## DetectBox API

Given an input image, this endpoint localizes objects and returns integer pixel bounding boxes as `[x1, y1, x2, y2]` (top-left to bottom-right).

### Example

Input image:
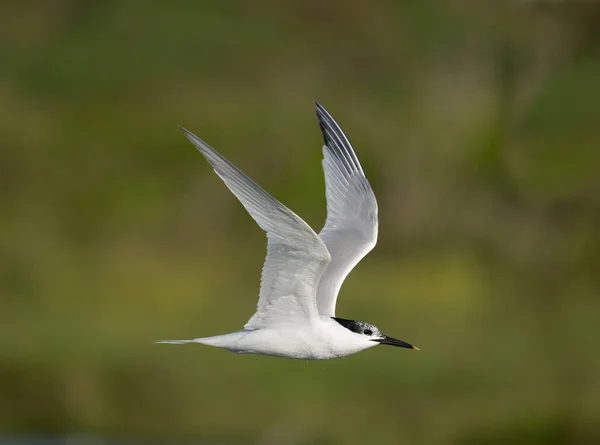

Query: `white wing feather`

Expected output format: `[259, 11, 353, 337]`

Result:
[181, 128, 331, 329]
[314, 103, 379, 317]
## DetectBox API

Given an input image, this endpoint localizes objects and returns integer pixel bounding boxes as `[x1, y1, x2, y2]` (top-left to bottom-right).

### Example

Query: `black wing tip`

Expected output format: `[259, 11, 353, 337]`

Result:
[313, 102, 342, 146]
[313, 102, 333, 132]
[314, 102, 341, 136]
[314, 101, 329, 120]
[313, 102, 365, 177]
[313, 102, 329, 142]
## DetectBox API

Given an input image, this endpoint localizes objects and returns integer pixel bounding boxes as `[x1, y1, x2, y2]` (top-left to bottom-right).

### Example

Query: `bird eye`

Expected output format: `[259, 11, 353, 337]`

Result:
[363, 329, 373, 336]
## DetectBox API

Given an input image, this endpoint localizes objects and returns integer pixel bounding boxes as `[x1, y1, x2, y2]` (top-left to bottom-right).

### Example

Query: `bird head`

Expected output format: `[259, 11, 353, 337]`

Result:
[332, 317, 418, 350]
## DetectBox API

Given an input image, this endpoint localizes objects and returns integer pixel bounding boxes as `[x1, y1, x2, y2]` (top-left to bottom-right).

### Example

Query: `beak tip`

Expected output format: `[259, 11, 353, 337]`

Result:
[412, 345, 420, 351]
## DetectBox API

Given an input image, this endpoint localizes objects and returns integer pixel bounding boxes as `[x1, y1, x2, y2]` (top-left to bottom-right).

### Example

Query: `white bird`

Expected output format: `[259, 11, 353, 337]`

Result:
[157, 102, 418, 359]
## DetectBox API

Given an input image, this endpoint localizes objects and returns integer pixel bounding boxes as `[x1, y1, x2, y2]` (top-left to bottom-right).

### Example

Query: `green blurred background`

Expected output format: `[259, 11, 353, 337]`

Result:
[1, 1, 599, 444]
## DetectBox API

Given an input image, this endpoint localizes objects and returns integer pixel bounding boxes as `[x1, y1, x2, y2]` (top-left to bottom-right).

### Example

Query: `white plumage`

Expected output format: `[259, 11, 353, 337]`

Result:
[157, 102, 417, 359]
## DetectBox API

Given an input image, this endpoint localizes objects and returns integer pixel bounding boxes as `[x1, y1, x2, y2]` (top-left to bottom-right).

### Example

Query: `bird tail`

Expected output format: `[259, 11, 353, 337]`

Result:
[155, 334, 240, 348]
[155, 339, 196, 344]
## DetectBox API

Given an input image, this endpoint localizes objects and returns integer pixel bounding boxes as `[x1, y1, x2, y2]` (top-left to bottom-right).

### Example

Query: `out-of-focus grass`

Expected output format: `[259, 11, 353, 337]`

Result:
[1, 1, 599, 444]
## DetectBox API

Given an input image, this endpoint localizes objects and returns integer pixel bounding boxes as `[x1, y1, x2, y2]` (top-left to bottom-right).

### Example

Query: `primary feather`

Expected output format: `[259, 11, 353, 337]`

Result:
[314, 103, 379, 317]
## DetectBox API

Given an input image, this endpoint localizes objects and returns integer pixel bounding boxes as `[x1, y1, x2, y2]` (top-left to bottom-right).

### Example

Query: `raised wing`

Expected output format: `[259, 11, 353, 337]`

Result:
[181, 128, 331, 330]
[314, 103, 379, 317]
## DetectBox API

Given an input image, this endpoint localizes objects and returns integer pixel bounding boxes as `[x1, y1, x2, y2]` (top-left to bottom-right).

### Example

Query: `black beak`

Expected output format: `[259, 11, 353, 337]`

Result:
[372, 335, 419, 350]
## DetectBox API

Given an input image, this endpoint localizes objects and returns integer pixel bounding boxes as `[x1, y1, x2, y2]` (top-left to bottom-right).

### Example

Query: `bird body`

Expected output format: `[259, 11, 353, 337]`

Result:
[160, 316, 380, 360]
[158, 102, 417, 359]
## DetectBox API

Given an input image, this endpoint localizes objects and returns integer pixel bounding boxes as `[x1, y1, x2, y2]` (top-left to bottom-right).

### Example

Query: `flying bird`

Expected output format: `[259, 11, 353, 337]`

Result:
[157, 102, 418, 359]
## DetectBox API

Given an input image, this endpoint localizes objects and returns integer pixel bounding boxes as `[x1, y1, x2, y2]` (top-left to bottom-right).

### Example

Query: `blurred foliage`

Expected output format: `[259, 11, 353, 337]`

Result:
[1, 1, 600, 445]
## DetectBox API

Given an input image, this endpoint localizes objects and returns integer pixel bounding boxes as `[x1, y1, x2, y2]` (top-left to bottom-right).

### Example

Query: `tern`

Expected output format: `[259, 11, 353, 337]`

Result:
[158, 102, 418, 359]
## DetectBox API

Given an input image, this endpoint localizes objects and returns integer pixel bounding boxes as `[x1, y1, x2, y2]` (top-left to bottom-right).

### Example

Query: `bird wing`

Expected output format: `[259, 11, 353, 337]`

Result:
[314, 103, 379, 317]
[181, 128, 331, 330]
